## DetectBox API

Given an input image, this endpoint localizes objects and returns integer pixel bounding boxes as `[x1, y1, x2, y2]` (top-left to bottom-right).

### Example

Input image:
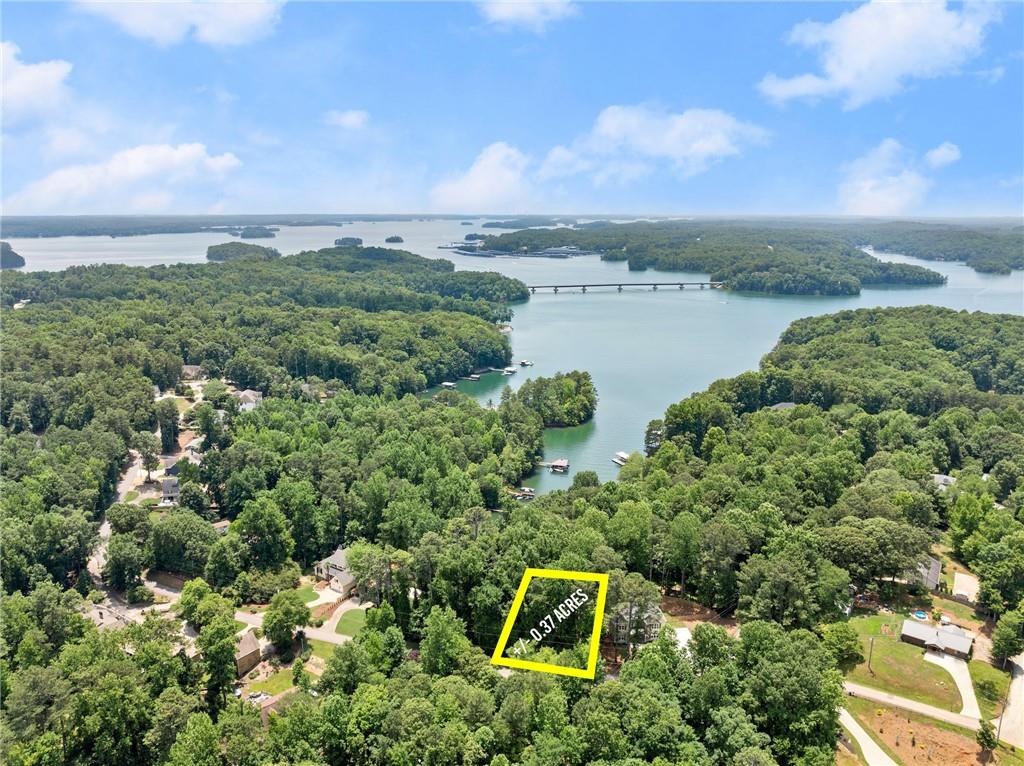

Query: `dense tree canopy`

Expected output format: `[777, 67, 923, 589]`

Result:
[2, 250, 1021, 766]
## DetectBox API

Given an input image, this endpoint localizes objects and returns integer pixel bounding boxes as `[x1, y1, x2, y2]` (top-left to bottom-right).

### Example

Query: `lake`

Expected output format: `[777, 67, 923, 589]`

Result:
[7, 222, 1023, 494]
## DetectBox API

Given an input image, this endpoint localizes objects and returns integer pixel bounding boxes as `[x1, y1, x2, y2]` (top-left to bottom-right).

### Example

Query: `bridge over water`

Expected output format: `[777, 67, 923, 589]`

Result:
[527, 282, 724, 293]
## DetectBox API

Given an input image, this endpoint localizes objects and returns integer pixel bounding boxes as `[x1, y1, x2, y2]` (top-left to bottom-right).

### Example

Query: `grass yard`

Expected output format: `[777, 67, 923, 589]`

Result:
[835, 744, 865, 766]
[248, 669, 294, 696]
[296, 585, 319, 604]
[930, 595, 984, 631]
[234, 620, 248, 633]
[307, 638, 336, 662]
[847, 614, 963, 712]
[334, 608, 367, 636]
[968, 659, 1012, 719]
[123, 490, 139, 502]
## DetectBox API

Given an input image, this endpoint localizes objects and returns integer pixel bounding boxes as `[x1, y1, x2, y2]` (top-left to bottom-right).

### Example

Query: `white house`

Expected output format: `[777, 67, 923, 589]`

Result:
[314, 547, 356, 598]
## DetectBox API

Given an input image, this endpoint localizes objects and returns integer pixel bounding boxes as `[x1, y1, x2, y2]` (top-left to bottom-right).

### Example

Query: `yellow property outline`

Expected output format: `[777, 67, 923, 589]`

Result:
[490, 568, 608, 679]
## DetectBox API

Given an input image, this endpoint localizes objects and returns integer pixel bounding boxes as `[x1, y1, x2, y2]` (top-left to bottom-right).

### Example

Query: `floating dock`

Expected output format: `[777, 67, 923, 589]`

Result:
[612, 451, 630, 466]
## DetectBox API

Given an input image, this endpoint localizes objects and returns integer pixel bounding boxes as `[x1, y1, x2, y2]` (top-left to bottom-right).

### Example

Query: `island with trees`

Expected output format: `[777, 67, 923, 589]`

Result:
[238, 225, 277, 239]
[1, 241, 25, 269]
[2, 233, 1022, 766]
[206, 241, 281, 261]
[385, 235, 404, 243]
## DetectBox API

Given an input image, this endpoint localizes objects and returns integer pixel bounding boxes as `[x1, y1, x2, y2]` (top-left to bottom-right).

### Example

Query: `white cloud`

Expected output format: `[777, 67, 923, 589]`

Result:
[759, 1, 1000, 109]
[539, 105, 767, 183]
[325, 109, 370, 130]
[430, 142, 532, 212]
[476, 1, 577, 32]
[925, 141, 961, 169]
[839, 138, 936, 215]
[974, 65, 1005, 83]
[1, 42, 72, 126]
[5, 142, 241, 214]
[76, 1, 285, 46]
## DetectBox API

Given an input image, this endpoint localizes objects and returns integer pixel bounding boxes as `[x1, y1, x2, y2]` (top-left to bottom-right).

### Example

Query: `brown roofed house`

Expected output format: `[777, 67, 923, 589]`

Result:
[235, 629, 261, 677]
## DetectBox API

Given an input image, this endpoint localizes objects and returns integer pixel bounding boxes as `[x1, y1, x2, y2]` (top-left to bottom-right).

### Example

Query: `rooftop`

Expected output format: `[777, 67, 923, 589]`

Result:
[236, 628, 260, 659]
[900, 619, 973, 656]
[320, 547, 349, 569]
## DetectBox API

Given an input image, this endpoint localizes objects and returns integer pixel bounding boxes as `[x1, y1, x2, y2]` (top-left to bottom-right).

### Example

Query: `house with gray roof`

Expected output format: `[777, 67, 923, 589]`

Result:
[900, 619, 973, 659]
[914, 555, 942, 591]
[315, 547, 356, 598]
[161, 477, 180, 505]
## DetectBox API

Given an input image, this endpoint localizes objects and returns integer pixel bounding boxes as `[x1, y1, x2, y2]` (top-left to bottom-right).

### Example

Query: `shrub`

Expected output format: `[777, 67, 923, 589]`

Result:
[127, 585, 155, 604]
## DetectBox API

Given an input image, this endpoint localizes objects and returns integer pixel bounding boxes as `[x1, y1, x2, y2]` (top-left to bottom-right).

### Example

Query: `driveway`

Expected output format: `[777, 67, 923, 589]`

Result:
[839, 708, 898, 766]
[843, 682, 980, 731]
[953, 572, 980, 602]
[235, 609, 352, 648]
[994, 653, 1024, 748]
[923, 650, 981, 718]
[322, 598, 367, 634]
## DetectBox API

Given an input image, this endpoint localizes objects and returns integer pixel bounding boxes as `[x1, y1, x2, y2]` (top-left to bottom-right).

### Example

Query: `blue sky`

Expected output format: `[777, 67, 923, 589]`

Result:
[2, 1, 1022, 216]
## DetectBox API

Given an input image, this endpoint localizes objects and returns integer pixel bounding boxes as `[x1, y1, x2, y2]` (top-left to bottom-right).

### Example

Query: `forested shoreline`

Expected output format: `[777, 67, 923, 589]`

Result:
[484, 220, 1023, 293]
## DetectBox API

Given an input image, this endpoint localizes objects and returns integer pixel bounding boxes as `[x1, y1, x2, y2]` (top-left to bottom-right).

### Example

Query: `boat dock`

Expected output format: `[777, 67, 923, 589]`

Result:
[537, 458, 570, 473]
[527, 281, 723, 293]
[612, 451, 631, 466]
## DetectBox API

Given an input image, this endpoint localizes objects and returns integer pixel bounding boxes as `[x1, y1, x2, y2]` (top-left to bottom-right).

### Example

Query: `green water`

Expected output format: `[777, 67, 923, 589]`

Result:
[10, 221, 1022, 494]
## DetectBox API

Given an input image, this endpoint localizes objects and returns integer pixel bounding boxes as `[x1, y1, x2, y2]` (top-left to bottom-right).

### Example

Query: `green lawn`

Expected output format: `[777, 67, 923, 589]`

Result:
[248, 669, 294, 696]
[234, 620, 247, 633]
[846, 614, 962, 712]
[296, 585, 319, 604]
[307, 638, 336, 662]
[930, 594, 983, 630]
[123, 490, 139, 502]
[969, 659, 1012, 719]
[334, 608, 366, 636]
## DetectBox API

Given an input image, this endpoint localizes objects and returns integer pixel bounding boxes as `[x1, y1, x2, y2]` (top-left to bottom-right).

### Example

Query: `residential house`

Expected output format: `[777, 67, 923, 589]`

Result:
[610, 603, 664, 646]
[164, 452, 201, 477]
[235, 629, 261, 677]
[900, 619, 974, 659]
[931, 473, 956, 491]
[181, 364, 203, 380]
[236, 389, 263, 413]
[769, 401, 797, 411]
[314, 547, 356, 598]
[161, 477, 180, 504]
[213, 520, 231, 535]
[915, 555, 942, 591]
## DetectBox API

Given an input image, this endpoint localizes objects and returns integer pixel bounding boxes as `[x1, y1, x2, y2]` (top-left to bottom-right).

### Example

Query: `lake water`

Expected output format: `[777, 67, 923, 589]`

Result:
[7, 222, 1022, 493]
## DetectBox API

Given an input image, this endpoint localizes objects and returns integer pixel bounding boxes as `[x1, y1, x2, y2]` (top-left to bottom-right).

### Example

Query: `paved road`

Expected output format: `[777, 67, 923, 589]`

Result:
[839, 708, 898, 766]
[994, 654, 1024, 748]
[843, 681, 980, 731]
